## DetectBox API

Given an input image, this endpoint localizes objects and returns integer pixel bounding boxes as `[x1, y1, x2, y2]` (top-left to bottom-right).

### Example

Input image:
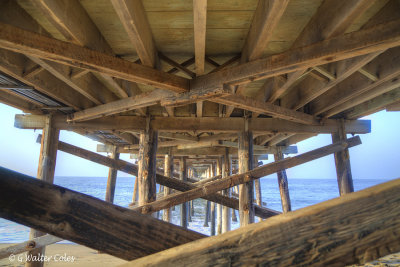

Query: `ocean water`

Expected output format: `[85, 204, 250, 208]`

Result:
[0, 176, 392, 243]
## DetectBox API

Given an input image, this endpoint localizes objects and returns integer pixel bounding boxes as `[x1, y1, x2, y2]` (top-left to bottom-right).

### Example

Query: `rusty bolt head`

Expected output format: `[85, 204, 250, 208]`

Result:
[26, 241, 36, 249]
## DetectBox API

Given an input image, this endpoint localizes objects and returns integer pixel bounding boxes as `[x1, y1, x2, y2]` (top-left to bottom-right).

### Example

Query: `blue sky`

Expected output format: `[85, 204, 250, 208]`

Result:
[0, 103, 399, 180]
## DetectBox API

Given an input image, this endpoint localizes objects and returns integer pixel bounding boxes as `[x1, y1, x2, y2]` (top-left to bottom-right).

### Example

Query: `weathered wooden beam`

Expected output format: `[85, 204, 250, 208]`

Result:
[179, 157, 188, 228]
[0, 234, 63, 260]
[332, 119, 354, 195]
[16, 115, 370, 134]
[68, 90, 172, 122]
[105, 146, 119, 203]
[221, 148, 231, 233]
[191, 19, 400, 91]
[0, 22, 189, 93]
[0, 167, 205, 260]
[27, 114, 59, 267]
[138, 119, 158, 209]
[43, 137, 278, 219]
[238, 120, 255, 226]
[274, 147, 291, 213]
[131, 136, 362, 215]
[111, 0, 158, 68]
[212, 94, 319, 125]
[386, 99, 400, 111]
[193, 0, 207, 75]
[0, 90, 42, 114]
[125, 178, 400, 266]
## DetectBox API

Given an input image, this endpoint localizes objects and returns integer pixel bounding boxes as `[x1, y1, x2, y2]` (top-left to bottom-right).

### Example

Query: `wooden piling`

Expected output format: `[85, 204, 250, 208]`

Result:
[180, 157, 188, 228]
[138, 118, 158, 219]
[210, 163, 217, 236]
[216, 158, 222, 234]
[105, 146, 119, 203]
[26, 114, 59, 267]
[254, 156, 263, 221]
[274, 147, 291, 213]
[222, 148, 231, 233]
[238, 121, 255, 226]
[163, 152, 173, 222]
[332, 119, 354, 195]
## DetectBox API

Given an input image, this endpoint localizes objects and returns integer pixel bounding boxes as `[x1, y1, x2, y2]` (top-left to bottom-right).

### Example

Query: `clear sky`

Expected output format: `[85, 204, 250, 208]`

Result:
[0, 103, 399, 180]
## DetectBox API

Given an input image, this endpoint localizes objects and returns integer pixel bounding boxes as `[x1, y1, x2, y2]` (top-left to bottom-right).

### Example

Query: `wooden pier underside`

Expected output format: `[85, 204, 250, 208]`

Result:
[0, 0, 400, 266]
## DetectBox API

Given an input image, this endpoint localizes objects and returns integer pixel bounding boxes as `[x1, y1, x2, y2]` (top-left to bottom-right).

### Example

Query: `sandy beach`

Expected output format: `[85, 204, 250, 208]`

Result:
[1, 243, 399, 266]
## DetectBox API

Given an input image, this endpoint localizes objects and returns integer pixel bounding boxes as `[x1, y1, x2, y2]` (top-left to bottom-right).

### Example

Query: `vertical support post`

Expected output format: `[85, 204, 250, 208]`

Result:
[26, 114, 59, 267]
[105, 146, 119, 203]
[332, 119, 354, 195]
[138, 117, 158, 217]
[204, 167, 210, 227]
[238, 117, 255, 226]
[132, 175, 138, 205]
[180, 157, 188, 228]
[163, 150, 173, 222]
[210, 163, 216, 236]
[216, 157, 223, 234]
[254, 156, 263, 222]
[274, 147, 292, 213]
[222, 148, 231, 233]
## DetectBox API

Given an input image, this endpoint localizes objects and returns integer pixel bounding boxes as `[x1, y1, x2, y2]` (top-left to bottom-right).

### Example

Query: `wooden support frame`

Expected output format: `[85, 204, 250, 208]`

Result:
[15, 115, 372, 135]
[163, 152, 173, 223]
[44, 137, 279, 219]
[0, 167, 205, 261]
[221, 148, 231, 233]
[274, 147, 291, 213]
[105, 146, 119, 203]
[126, 178, 400, 266]
[131, 137, 362, 215]
[193, 0, 207, 76]
[179, 157, 188, 228]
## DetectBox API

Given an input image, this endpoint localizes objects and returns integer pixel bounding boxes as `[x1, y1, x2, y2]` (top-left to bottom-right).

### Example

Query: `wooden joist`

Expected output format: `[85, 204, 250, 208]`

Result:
[0, 22, 189, 93]
[0, 167, 205, 260]
[193, 0, 207, 75]
[125, 178, 400, 266]
[131, 137, 362, 215]
[43, 137, 279, 219]
[212, 94, 319, 125]
[15, 115, 371, 134]
[191, 19, 400, 91]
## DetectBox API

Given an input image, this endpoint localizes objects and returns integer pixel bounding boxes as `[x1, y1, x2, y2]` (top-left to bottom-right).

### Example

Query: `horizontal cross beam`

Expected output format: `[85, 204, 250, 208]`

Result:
[15, 115, 371, 134]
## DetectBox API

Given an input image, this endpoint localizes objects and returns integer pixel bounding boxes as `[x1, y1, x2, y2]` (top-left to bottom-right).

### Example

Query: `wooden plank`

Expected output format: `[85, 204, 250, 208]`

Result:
[68, 90, 173, 122]
[332, 120, 354, 195]
[48, 137, 278, 219]
[131, 137, 362, 215]
[105, 146, 119, 203]
[159, 53, 195, 78]
[212, 94, 319, 125]
[386, 99, 400, 111]
[124, 178, 400, 266]
[238, 122, 255, 226]
[240, 0, 289, 62]
[0, 22, 189, 93]
[193, 0, 207, 75]
[266, 0, 377, 102]
[0, 167, 205, 261]
[191, 19, 400, 91]
[0, 90, 42, 114]
[274, 147, 291, 213]
[27, 114, 59, 267]
[15, 115, 372, 134]
[0, 234, 63, 260]
[111, 0, 157, 68]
